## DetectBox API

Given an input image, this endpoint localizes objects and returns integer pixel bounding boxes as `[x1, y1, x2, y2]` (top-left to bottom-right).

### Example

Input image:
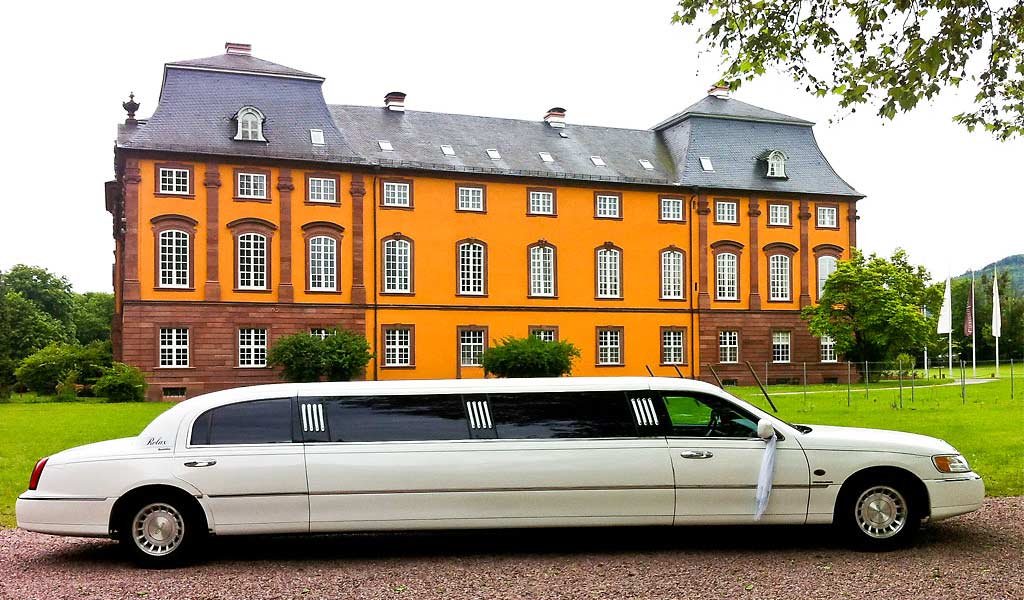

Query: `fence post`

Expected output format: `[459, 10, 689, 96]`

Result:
[865, 361, 870, 401]
[898, 359, 904, 409]
[911, 361, 916, 403]
[1011, 358, 1015, 399]
[847, 361, 852, 408]
[802, 362, 808, 409]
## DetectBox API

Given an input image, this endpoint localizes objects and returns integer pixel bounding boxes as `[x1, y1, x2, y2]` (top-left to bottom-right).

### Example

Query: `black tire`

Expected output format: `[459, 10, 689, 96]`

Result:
[118, 494, 205, 567]
[836, 475, 922, 550]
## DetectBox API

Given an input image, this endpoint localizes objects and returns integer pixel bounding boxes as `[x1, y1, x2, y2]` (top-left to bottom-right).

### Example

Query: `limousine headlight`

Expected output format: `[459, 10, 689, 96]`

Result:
[933, 454, 971, 473]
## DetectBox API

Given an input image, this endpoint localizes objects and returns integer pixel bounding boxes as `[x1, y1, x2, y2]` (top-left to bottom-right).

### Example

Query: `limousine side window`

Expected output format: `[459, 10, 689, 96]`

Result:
[321, 394, 471, 442]
[190, 398, 293, 445]
[488, 391, 638, 439]
[661, 393, 758, 438]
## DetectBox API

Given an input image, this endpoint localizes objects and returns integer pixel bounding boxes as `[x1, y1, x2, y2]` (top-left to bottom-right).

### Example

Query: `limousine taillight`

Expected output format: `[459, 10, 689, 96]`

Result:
[28, 457, 48, 491]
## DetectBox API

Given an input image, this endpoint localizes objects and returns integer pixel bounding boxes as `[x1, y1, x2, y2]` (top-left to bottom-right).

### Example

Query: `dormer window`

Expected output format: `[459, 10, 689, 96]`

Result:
[766, 150, 787, 178]
[234, 106, 266, 142]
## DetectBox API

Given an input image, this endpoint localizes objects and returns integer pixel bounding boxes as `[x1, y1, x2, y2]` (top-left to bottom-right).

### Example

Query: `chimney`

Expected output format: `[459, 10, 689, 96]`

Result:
[544, 107, 566, 128]
[225, 42, 252, 56]
[708, 84, 731, 99]
[384, 91, 406, 112]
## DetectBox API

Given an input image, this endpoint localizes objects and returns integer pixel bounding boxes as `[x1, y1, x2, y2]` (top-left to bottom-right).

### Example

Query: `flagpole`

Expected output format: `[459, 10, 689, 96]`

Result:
[994, 266, 1001, 377]
[971, 270, 977, 378]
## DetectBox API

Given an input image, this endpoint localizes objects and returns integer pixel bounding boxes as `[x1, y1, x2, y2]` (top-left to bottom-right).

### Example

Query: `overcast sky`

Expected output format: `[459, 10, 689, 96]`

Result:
[2, 1, 1020, 292]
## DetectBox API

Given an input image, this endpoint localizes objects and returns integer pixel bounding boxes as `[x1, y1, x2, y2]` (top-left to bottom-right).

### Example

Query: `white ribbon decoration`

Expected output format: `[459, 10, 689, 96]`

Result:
[754, 433, 778, 520]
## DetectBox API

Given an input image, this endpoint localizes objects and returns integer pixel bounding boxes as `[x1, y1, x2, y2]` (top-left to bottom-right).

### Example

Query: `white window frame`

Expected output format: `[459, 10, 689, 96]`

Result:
[457, 186, 485, 212]
[457, 241, 486, 295]
[769, 254, 791, 301]
[699, 157, 714, 172]
[661, 329, 686, 365]
[158, 168, 190, 195]
[529, 245, 555, 297]
[237, 233, 267, 290]
[596, 247, 622, 298]
[767, 151, 786, 178]
[768, 204, 790, 226]
[486, 148, 501, 160]
[772, 331, 792, 364]
[817, 206, 838, 228]
[715, 200, 738, 224]
[528, 190, 554, 215]
[237, 172, 268, 199]
[597, 328, 622, 365]
[310, 328, 333, 340]
[383, 327, 412, 366]
[660, 249, 684, 299]
[234, 107, 265, 142]
[638, 159, 655, 170]
[459, 329, 486, 367]
[590, 156, 606, 166]
[715, 252, 738, 300]
[538, 151, 554, 163]
[440, 144, 455, 156]
[308, 236, 337, 291]
[529, 328, 556, 342]
[308, 177, 337, 203]
[158, 229, 190, 288]
[660, 197, 684, 222]
[595, 194, 621, 219]
[820, 335, 837, 363]
[719, 330, 739, 364]
[159, 327, 189, 368]
[818, 255, 838, 298]
[382, 181, 411, 207]
[309, 129, 325, 146]
[383, 238, 412, 293]
[238, 328, 268, 368]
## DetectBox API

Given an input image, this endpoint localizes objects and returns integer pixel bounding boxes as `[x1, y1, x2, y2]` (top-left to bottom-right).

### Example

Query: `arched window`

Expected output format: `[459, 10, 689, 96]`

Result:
[769, 254, 791, 301]
[595, 244, 622, 298]
[528, 242, 556, 297]
[159, 230, 190, 288]
[818, 255, 838, 298]
[382, 235, 413, 294]
[237, 233, 268, 289]
[660, 248, 685, 299]
[234, 106, 266, 142]
[457, 240, 487, 295]
[715, 252, 738, 300]
[766, 150, 787, 178]
[308, 236, 337, 291]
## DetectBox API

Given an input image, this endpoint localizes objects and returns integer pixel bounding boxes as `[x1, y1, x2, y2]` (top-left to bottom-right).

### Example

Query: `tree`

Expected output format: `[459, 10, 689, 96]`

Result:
[0, 289, 72, 397]
[671, 0, 1024, 139]
[802, 249, 940, 363]
[949, 270, 1024, 361]
[267, 328, 374, 382]
[3, 265, 77, 332]
[481, 336, 581, 378]
[72, 292, 114, 345]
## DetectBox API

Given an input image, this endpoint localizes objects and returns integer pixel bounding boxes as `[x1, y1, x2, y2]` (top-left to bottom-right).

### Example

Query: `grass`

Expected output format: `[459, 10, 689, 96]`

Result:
[0, 370, 1020, 528]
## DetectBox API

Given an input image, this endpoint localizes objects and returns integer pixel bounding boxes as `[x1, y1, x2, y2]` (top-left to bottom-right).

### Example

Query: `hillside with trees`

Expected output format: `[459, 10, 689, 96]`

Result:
[956, 254, 1024, 294]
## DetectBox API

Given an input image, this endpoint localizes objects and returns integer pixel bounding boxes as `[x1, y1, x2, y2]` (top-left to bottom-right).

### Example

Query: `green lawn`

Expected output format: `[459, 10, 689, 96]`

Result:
[0, 374, 1020, 528]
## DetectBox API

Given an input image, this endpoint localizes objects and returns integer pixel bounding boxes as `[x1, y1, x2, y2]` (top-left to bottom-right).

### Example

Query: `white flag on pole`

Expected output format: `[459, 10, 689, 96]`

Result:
[992, 268, 1001, 338]
[937, 278, 952, 334]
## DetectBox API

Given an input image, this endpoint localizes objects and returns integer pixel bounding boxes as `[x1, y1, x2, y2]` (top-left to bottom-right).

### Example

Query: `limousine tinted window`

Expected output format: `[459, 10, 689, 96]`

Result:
[662, 393, 758, 438]
[488, 391, 637, 439]
[321, 394, 470, 442]
[194, 398, 293, 445]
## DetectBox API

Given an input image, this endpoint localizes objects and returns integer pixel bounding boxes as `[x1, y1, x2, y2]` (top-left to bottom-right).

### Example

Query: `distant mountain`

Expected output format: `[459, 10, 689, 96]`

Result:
[956, 254, 1024, 293]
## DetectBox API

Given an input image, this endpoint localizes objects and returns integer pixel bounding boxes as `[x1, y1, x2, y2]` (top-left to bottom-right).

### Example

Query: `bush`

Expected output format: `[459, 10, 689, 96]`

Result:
[267, 328, 374, 382]
[14, 341, 112, 394]
[481, 336, 580, 378]
[894, 352, 915, 374]
[55, 369, 79, 401]
[93, 362, 147, 402]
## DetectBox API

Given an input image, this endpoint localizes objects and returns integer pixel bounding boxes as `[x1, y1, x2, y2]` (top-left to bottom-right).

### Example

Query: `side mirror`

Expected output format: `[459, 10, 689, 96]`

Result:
[757, 418, 775, 440]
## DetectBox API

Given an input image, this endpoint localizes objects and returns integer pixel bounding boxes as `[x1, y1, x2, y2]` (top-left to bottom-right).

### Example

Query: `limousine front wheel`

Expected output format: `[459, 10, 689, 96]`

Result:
[838, 475, 921, 549]
[118, 495, 203, 566]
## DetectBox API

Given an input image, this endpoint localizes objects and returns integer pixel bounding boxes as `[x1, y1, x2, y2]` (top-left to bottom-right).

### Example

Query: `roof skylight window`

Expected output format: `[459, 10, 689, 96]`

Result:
[699, 157, 715, 172]
[486, 148, 501, 160]
[378, 140, 394, 152]
[638, 159, 654, 170]
[538, 152, 554, 163]
[440, 144, 455, 156]
[590, 156, 606, 167]
[309, 129, 325, 146]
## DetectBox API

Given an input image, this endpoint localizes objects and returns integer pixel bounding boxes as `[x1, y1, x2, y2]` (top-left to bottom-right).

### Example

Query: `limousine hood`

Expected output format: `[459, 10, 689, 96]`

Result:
[796, 425, 957, 456]
[48, 437, 162, 465]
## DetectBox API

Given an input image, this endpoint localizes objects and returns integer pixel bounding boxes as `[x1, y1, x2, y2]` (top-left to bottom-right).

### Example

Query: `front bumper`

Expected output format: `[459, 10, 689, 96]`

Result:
[16, 494, 115, 537]
[925, 473, 985, 521]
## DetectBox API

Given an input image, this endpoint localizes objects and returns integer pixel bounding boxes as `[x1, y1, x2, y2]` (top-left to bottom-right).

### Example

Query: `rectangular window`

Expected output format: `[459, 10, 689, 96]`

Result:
[238, 328, 268, 368]
[817, 206, 838, 228]
[458, 242, 485, 295]
[457, 186, 485, 212]
[237, 233, 267, 289]
[661, 250, 684, 299]
[321, 394, 470, 442]
[661, 328, 686, 365]
[660, 197, 684, 221]
[595, 194, 621, 218]
[459, 328, 486, 367]
[310, 328, 332, 339]
[719, 331, 739, 363]
[772, 331, 791, 363]
[159, 327, 189, 368]
[383, 181, 411, 207]
[528, 190, 555, 215]
[529, 327, 557, 342]
[159, 168, 190, 194]
[768, 204, 790, 226]
[596, 248, 621, 298]
[237, 172, 267, 199]
[716, 253, 738, 300]
[597, 327, 623, 365]
[308, 177, 337, 203]
[488, 391, 636, 439]
[769, 255, 791, 301]
[820, 335, 837, 363]
[715, 200, 738, 224]
[383, 326, 413, 367]
[529, 245, 555, 297]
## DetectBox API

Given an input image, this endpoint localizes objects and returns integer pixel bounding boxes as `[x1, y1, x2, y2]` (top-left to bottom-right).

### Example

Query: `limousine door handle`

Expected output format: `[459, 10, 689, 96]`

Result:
[183, 460, 217, 468]
[679, 450, 714, 459]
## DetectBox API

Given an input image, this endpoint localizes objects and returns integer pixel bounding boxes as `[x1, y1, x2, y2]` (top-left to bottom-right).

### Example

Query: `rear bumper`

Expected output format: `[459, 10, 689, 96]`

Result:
[15, 495, 115, 538]
[925, 473, 985, 521]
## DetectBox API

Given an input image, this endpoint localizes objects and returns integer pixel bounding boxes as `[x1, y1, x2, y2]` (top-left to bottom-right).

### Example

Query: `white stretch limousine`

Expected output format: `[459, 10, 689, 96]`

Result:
[18, 378, 983, 565]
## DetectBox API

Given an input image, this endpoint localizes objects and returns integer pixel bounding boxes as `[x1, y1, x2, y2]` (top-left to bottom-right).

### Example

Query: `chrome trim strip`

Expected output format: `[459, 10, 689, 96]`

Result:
[18, 496, 108, 502]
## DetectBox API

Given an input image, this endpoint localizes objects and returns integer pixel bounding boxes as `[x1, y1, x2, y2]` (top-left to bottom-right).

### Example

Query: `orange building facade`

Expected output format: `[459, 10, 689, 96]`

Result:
[107, 44, 861, 399]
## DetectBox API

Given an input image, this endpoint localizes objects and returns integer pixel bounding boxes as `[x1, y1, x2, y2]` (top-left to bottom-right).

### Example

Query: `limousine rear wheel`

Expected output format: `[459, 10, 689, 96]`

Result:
[838, 475, 921, 550]
[119, 494, 203, 566]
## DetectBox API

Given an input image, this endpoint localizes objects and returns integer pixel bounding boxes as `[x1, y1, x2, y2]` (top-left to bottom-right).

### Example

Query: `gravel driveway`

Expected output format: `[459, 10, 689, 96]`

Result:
[2, 497, 1020, 600]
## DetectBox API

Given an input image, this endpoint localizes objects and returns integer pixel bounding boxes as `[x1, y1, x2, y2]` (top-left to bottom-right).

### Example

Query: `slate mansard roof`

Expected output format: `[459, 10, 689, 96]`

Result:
[118, 51, 862, 198]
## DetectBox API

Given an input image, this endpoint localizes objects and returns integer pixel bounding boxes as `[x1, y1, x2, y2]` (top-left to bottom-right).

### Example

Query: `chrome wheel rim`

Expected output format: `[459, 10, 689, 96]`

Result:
[133, 503, 184, 556]
[855, 486, 907, 539]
